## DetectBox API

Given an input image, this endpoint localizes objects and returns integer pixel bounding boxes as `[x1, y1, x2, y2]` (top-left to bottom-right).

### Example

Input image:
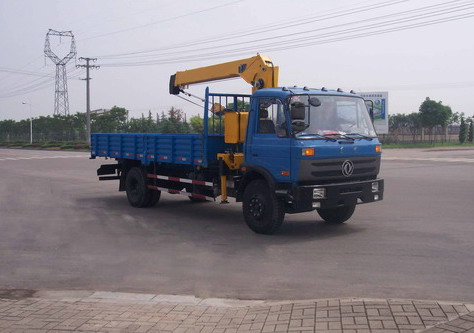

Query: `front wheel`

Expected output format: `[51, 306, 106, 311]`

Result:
[243, 180, 285, 234]
[317, 205, 355, 224]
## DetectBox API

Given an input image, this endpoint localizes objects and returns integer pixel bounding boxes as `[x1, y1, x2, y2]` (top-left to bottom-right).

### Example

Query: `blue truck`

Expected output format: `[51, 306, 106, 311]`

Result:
[91, 55, 384, 234]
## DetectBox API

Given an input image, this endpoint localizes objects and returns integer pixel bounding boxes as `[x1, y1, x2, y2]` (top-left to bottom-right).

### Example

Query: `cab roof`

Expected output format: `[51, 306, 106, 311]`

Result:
[252, 87, 363, 99]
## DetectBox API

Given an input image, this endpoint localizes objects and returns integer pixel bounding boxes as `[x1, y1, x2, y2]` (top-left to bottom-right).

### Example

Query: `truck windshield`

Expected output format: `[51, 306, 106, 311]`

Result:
[289, 95, 377, 138]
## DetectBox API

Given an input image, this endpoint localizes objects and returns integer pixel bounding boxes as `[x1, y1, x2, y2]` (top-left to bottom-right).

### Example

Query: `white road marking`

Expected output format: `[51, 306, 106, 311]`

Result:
[383, 157, 474, 163]
[0, 155, 86, 162]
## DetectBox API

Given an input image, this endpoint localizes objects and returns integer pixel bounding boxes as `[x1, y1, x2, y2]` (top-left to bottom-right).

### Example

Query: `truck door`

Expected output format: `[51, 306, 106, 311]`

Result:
[245, 97, 292, 183]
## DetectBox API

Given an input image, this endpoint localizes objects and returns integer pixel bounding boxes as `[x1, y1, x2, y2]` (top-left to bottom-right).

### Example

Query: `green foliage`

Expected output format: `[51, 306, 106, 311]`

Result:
[0, 106, 194, 142]
[91, 106, 127, 133]
[449, 112, 465, 125]
[382, 142, 474, 149]
[189, 115, 204, 133]
[227, 100, 250, 111]
[159, 107, 190, 134]
[468, 120, 474, 143]
[389, 113, 422, 130]
[459, 116, 467, 143]
[208, 115, 225, 134]
[419, 97, 452, 128]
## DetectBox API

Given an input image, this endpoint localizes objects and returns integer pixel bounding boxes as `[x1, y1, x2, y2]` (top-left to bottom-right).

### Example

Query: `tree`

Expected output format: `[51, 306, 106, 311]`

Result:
[189, 115, 204, 133]
[227, 100, 250, 111]
[449, 112, 465, 125]
[419, 98, 452, 128]
[468, 119, 473, 143]
[419, 97, 452, 142]
[159, 107, 190, 134]
[459, 116, 467, 143]
[91, 106, 128, 133]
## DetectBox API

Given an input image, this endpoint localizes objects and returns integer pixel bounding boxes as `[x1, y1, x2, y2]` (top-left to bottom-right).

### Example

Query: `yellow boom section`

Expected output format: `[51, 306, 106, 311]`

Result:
[169, 54, 279, 94]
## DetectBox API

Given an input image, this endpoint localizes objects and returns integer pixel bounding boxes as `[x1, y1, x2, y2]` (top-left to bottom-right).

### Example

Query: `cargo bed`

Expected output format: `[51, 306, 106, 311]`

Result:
[91, 133, 229, 167]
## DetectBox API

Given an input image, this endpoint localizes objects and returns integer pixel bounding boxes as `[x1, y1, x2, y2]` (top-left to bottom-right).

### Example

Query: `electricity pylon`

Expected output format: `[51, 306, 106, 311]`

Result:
[44, 29, 76, 116]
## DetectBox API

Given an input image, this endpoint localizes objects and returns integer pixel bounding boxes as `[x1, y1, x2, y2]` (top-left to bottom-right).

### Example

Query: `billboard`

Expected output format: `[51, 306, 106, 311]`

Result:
[359, 92, 389, 134]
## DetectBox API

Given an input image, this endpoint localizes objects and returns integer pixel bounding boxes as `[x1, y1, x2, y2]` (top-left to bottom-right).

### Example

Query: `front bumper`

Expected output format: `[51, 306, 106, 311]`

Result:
[286, 179, 384, 213]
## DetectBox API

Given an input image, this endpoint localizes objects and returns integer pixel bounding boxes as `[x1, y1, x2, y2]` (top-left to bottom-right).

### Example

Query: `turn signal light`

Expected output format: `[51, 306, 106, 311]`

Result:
[302, 148, 315, 156]
[375, 145, 381, 153]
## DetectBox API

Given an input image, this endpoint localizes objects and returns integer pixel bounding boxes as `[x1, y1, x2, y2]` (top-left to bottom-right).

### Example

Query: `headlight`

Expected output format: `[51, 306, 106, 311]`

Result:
[371, 181, 379, 193]
[313, 188, 326, 199]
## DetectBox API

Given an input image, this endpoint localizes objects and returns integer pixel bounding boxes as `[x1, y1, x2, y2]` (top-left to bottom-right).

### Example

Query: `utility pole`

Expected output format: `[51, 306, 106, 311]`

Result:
[76, 57, 99, 144]
[22, 102, 33, 144]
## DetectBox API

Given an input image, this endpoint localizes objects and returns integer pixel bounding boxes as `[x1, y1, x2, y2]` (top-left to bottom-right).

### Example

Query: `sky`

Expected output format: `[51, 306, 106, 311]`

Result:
[1, 0, 474, 121]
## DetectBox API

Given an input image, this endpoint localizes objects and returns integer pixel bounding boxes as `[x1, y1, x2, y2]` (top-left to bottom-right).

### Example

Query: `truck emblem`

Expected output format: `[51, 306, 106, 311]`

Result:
[341, 160, 354, 177]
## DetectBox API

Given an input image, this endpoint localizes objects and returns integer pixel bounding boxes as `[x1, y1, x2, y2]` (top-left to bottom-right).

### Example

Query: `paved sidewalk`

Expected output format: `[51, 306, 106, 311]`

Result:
[0, 290, 473, 333]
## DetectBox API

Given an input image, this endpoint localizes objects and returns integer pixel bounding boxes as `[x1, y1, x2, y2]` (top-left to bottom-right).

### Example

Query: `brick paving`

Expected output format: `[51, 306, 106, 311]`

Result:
[0, 290, 473, 332]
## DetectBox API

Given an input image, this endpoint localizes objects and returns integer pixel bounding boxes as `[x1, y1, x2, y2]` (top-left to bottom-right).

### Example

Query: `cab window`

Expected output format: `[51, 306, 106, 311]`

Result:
[257, 98, 287, 137]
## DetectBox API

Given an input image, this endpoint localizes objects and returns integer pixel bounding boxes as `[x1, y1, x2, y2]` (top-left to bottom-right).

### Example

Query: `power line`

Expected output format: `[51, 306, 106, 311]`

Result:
[0, 55, 46, 83]
[99, 3, 474, 67]
[99, 2, 473, 66]
[100, 0, 469, 64]
[79, 0, 244, 42]
[0, 68, 55, 78]
[95, 0, 409, 59]
[0, 66, 83, 98]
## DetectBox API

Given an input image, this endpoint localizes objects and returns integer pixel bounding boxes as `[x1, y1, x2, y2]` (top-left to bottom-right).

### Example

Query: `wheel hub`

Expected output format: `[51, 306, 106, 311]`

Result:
[249, 196, 265, 219]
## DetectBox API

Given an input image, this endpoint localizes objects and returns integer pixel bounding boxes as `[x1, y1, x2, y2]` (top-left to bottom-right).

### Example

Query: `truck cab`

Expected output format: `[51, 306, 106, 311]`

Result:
[238, 87, 383, 231]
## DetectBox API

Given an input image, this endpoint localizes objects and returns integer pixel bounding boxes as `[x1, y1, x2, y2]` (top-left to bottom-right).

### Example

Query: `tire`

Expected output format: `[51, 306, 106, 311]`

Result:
[125, 167, 155, 208]
[146, 189, 161, 207]
[317, 205, 355, 224]
[242, 180, 285, 234]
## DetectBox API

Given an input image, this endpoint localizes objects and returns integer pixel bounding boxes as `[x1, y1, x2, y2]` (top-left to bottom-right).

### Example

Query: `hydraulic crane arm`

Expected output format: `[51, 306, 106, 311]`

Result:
[169, 54, 279, 94]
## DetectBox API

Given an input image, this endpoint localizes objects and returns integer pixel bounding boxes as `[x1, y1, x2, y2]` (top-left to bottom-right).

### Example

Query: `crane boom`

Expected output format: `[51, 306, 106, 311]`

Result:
[169, 54, 279, 94]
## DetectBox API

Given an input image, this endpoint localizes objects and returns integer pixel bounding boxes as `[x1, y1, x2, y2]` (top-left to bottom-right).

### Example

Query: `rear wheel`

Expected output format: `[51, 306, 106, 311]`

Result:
[146, 189, 161, 207]
[243, 180, 285, 234]
[317, 205, 355, 224]
[125, 167, 157, 207]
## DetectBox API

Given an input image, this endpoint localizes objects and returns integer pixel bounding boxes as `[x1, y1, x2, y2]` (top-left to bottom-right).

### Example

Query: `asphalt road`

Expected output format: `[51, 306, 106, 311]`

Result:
[0, 148, 473, 302]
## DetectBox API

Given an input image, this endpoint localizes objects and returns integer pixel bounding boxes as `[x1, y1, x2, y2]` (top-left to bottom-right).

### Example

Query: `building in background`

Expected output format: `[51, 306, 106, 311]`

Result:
[360, 92, 389, 135]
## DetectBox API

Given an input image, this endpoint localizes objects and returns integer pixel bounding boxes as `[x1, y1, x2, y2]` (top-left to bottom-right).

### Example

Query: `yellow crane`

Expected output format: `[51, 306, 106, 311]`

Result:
[169, 55, 279, 202]
[169, 54, 279, 94]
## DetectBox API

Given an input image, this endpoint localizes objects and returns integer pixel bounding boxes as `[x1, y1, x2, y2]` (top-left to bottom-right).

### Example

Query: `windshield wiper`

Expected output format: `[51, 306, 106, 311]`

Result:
[324, 133, 355, 141]
[345, 133, 374, 140]
[295, 134, 338, 141]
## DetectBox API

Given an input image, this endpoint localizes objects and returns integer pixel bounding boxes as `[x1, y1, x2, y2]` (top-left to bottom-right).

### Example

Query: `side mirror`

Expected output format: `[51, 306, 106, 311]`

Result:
[309, 97, 321, 107]
[290, 102, 306, 120]
[365, 100, 374, 123]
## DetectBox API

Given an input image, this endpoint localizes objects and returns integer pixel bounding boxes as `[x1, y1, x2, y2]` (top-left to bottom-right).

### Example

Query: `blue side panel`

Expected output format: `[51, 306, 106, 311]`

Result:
[91, 133, 217, 167]
[206, 135, 234, 164]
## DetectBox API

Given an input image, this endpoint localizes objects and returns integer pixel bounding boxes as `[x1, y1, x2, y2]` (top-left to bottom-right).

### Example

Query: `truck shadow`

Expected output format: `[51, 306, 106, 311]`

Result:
[76, 194, 362, 241]
[277, 219, 363, 241]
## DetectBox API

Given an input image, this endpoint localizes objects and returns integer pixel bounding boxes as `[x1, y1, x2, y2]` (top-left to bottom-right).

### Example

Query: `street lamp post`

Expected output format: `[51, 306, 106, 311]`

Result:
[22, 102, 33, 144]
